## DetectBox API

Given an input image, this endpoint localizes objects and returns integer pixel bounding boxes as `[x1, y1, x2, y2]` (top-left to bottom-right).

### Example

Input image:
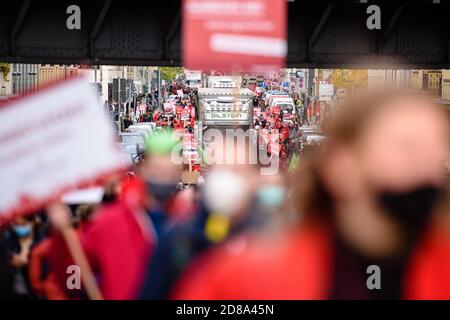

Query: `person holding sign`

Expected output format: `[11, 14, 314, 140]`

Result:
[48, 130, 182, 300]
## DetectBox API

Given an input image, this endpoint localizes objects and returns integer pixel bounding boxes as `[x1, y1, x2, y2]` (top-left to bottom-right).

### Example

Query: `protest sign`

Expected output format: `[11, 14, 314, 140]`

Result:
[0, 76, 125, 220]
[269, 133, 280, 155]
[271, 105, 281, 115]
[139, 103, 147, 112]
[183, 0, 287, 72]
[181, 109, 190, 120]
[176, 106, 184, 115]
[164, 103, 174, 113]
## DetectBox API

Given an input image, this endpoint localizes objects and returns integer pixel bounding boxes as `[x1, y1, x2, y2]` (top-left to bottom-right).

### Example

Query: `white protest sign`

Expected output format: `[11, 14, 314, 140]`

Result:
[319, 83, 334, 101]
[0, 76, 125, 219]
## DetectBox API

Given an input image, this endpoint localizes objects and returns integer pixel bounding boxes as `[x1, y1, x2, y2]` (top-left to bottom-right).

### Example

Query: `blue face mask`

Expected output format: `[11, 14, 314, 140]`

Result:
[13, 225, 32, 238]
[257, 186, 285, 207]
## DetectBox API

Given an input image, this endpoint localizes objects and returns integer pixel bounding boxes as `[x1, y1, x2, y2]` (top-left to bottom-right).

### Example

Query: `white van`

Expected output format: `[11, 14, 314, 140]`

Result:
[119, 132, 146, 149]
[127, 122, 156, 135]
[270, 97, 296, 121]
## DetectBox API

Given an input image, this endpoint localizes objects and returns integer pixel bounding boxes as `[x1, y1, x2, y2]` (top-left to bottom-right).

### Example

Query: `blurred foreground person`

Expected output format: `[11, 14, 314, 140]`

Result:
[49, 130, 181, 299]
[250, 172, 289, 231]
[173, 90, 450, 299]
[28, 204, 97, 300]
[3, 216, 42, 299]
[140, 164, 258, 299]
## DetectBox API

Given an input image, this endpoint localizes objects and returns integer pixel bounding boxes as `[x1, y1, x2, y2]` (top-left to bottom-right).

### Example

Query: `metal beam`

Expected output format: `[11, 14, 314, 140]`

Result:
[10, 0, 32, 56]
[308, 4, 334, 62]
[1, 0, 449, 68]
[90, 0, 112, 59]
[164, 8, 181, 61]
[377, 5, 404, 53]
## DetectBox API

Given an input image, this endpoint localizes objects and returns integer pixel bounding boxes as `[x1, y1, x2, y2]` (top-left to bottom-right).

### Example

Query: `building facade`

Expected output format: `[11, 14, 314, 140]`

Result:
[410, 70, 442, 96]
[11, 64, 39, 94]
[39, 64, 79, 87]
[368, 70, 410, 89]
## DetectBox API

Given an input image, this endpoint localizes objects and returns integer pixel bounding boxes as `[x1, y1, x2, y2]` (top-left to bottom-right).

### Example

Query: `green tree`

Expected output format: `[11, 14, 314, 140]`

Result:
[160, 67, 183, 81]
[0, 62, 11, 81]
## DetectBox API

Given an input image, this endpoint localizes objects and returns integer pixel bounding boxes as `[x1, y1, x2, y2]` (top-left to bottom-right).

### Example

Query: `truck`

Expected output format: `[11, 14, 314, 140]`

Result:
[207, 75, 242, 89]
[197, 77, 256, 166]
[198, 87, 254, 128]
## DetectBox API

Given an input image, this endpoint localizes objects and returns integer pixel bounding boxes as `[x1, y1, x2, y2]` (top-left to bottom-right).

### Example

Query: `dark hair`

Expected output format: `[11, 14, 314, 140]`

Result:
[75, 204, 96, 224]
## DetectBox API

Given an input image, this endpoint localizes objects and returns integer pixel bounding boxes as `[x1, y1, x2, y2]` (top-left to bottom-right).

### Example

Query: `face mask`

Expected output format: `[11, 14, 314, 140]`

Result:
[13, 225, 32, 238]
[378, 184, 442, 232]
[203, 169, 250, 217]
[146, 181, 177, 203]
[258, 185, 285, 207]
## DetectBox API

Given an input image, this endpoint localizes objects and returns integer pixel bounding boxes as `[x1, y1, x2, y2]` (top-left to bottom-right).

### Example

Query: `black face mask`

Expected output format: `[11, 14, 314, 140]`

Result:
[147, 181, 177, 203]
[378, 185, 442, 233]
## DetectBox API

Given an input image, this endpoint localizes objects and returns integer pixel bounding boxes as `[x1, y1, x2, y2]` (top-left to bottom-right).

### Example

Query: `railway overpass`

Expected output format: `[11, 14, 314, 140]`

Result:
[0, 0, 449, 68]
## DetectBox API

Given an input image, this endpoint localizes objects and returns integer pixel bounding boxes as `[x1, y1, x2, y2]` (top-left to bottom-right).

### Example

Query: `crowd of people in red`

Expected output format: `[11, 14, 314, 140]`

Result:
[0, 88, 449, 301]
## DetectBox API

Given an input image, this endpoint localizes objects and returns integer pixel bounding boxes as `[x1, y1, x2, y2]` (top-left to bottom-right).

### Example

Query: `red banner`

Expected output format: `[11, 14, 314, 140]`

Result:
[270, 105, 281, 115]
[183, 0, 287, 72]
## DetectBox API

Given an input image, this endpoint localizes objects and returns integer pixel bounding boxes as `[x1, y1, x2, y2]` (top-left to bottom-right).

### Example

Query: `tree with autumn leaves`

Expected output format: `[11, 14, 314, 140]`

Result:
[330, 69, 368, 93]
[160, 67, 184, 81]
[0, 62, 11, 81]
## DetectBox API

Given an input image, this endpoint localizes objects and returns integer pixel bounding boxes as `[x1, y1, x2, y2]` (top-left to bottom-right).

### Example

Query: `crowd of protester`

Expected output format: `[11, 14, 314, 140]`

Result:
[0, 87, 449, 300]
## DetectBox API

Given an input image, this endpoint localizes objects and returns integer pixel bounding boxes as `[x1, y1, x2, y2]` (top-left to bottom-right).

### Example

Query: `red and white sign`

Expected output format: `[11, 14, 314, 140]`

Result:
[164, 103, 174, 113]
[269, 133, 280, 155]
[183, 0, 287, 72]
[183, 133, 199, 163]
[176, 106, 184, 115]
[0, 77, 125, 220]
[270, 105, 281, 115]
[139, 103, 147, 112]
[181, 109, 190, 121]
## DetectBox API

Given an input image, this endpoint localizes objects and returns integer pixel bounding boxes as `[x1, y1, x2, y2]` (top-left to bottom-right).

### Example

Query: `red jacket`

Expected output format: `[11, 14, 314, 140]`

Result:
[82, 201, 153, 299]
[29, 230, 90, 300]
[172, 222, 450, 299]
[28, 238, 68, 300]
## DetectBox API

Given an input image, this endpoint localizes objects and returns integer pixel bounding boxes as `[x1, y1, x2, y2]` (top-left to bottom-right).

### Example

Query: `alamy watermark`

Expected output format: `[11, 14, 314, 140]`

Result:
[171, 128, 280, 176]
[64, 3, 387, 32]
[366, 264, 381, 290]
[66, 264, 81, 290]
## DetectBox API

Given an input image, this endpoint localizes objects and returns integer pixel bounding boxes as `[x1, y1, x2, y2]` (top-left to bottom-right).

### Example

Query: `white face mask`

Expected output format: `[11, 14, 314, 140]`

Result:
[203, 169, 250, 217]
